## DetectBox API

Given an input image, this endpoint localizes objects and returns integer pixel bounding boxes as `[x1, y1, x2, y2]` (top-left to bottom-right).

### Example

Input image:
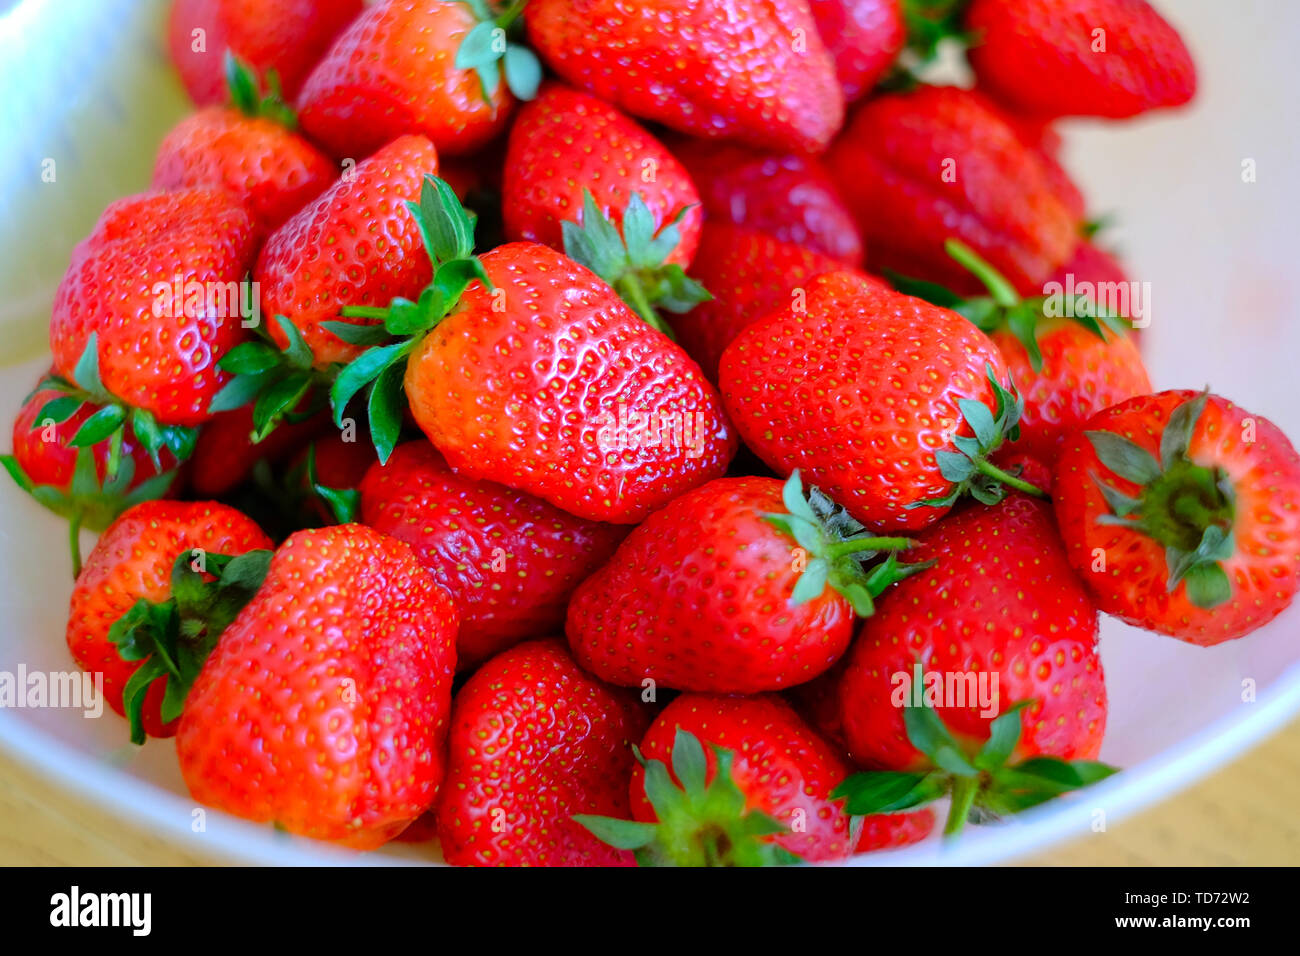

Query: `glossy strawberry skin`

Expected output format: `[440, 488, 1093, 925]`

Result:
[826, 86, 1077, 294]
[49, 188, 257, 426]
[631, 695, 858, 862]
[437, 638, 648, 867]
[255, 134, 438, 368]
[152, 108, 338, 237]
[66, 501, 272, 739]
[177, 523, 458, 849]
[672, 139, 864, 266]
[405, 242, 737, 524]
[674, 224, 881, 381]
[360, 441, 627, 668]
[167, 0, 363, 105]
[836, 494, 1106, 770]
[720, 272, 1010, 532]
[297, 0, 511, 159]
[568, 476, 855, 693]
[966, 0, 1197, 119]
[992, 320, 1151, 465]
[1053, 391, 1300, 645]
[808, 0, 905, 101]
[503, 84, 703, 267]
[525, 0, 845, 154]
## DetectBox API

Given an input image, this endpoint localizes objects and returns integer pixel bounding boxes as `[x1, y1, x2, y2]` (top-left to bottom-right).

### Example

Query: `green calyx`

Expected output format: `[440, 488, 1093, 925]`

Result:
[455, 0, 542, 105]
[763, 470, 926, 617]
[574, 728, 803, 867]
[224, 51, 297, 128]
[899, 0, 973, 63]
[328, 174, 492, 464]
[305, 443, 360, 524]
[110, 548, 272, 744]
[1086, 390, 1237, 610]
[832, 684, 1117, 838]
[561, 191, 712, 339]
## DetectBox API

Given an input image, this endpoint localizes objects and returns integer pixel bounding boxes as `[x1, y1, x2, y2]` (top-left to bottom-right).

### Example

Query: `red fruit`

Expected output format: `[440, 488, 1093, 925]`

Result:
[672, 139, 864, 266]
[826, 85, 1077, 293]
[720, 272, 1026, 533]
[255, 134, 439, 367]
[49, 188, 257, 427]
[503, 84, 702, 267]
[525, 0, 845, 154]
[167, 0, 363, 105]
[404, 241, 736, 524]
[673, 224, 881, 381]
[836, 493, 1106, 771]
[152, 108, 337, 236]
[627, 695, 859, 863]
[966, 0, 1197, 119]
[65, 501, 272, 739]
[297, 0, 512, 159]
[360, 441, 626, 667]
[187, 406, 331, 497]
[1053, 390, 1300, 645]
[177, 523, 458, 848]
[855, 809, 935, 853]
[808, 0, 905, 101]
[436, 638, 648, 866]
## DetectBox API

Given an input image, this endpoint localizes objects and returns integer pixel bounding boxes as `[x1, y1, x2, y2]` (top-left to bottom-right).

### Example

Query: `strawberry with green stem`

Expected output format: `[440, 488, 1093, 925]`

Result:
[454, 0, 544, 105]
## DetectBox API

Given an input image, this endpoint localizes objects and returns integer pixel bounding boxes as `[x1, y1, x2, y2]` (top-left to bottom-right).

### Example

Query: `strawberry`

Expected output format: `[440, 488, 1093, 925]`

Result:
[152, 55, 337, 237]
[525, 0, 845, 154]
[719, 272, 1042, 533]
[855, 807, 935, 853]
[186, 406, 331, 498]
[167, 0, 362, 105]
[3, 379, 179, 573]
[436, 638, 648, 866]
[826, 85, 1077, 293]
[64, 501, 272, 741]
[892, 239, 1151, 465]
[177, 523, 458, 848]
[297, 0, 540, 159]
[808, 0, 905, 101]
[1047, 236, 1138, 321]
[672, 224, 881, 381]
[503, 84, 703, 269]
[671, 139, 864, 266]
[328, 177, 737, 521]
[830, 493, 1113, 835]
[1053, 390, 1300, 645]
[299, 432, 379, 524]
[965, 0, 1197, 119]
[567, 472, 921, 694]
[359, 440, 626, 667]
[578, 695, 863, 865]
[48, 187, 257, 449]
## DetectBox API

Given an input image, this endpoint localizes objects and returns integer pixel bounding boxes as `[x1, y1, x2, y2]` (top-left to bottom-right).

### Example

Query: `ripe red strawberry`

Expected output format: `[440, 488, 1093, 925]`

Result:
[359, 440, 627, 667]
[826, 85, 1078, 293]
[437, 638, 648, 866]
[720, 272, 1040, 533]
[568, 473, 921, 694]
[503, 84, 702, 268]
[48, 187, 257, 444]
[673, 224, 883, 381]
[808, 0, 905, 101]
[830, 493, 1112, 834]
[186, 406, 330, 497]
[965, 0, 1197, 119]
[152, 57, 336, 237]
[167, 0, 362, 105]
[252, 134, 439, 368]
[580, 694, 911, 865]
[177, 523, 458, 848]
[855, 808, 935, 853]
[525, 0, 845, 154]
[1053, 390, 1300, 645]
[297, 0, 532, 159]
[671, 139, 864, 266]
[65, 501, 272, 741]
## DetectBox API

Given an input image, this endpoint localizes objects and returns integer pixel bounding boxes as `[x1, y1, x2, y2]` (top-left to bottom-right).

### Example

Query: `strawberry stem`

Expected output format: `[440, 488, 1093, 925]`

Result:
[974, 458, 1048, 499]
[944, 775, 979, 837]
[825, 537, 915, 558]
[68, 512, 83, 579]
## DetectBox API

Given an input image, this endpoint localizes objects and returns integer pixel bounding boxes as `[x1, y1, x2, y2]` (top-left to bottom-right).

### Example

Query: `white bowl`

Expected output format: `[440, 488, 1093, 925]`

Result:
[1, 0, 1298, 865]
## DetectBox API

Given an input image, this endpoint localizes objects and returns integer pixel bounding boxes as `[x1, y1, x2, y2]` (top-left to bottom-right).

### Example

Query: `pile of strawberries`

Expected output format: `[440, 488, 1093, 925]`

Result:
[6, 0, 1298, 866]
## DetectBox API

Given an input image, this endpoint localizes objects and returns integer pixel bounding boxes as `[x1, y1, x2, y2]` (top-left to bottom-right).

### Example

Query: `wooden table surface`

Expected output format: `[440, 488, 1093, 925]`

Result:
[2, 717, 1297, 866]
